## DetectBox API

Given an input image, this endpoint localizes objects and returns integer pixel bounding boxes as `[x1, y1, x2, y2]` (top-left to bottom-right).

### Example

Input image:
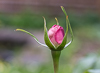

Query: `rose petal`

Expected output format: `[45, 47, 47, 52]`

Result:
[55, 27, 64, 44]
[48, 25, 64, 47]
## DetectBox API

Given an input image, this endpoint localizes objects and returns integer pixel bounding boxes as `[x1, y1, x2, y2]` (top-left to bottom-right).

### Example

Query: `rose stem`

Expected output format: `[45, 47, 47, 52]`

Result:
[51, 51, 61, 73]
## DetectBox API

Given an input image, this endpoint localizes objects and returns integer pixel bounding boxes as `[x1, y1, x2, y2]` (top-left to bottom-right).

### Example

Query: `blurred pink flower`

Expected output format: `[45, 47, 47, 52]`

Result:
[48, 25, 64, 47]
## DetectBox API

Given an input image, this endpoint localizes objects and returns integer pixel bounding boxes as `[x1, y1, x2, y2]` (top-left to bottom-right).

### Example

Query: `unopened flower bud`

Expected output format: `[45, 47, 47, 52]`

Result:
[48, 25, 64, 47]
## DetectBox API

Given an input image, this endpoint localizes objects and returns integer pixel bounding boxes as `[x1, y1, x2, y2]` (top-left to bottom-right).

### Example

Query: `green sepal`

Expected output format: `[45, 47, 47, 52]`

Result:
[61, 6, 74, 49]
[16, 29, 47, 47]
[55, 17, 59, 25]
[61, 6, 67, 16]
[57, 16, 68, 51]
[61, 6, 73, 41]
[43, 17, 56, 50]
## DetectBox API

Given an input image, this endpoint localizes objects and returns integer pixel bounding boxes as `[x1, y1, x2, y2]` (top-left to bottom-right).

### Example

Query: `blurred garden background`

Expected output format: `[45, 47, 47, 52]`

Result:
[0, 0, 100, 73]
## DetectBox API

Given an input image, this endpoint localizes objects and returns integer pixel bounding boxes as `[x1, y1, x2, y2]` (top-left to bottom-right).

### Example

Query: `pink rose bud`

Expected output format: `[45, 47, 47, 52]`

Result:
[48, 25, 64, 47]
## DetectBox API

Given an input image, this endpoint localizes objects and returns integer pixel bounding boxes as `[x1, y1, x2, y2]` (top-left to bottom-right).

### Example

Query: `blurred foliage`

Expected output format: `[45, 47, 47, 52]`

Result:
[73, 53, 100, 73]
[1, 53, 100, 73]
[0, 12, 44, 29]
[0, 12, 100, 30]
[0, 61, 11, 73]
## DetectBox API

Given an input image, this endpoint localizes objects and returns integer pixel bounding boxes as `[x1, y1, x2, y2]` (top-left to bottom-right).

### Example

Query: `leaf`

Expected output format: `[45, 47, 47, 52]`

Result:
[43, 17, 56, 50]
[16, 29, 48, 47]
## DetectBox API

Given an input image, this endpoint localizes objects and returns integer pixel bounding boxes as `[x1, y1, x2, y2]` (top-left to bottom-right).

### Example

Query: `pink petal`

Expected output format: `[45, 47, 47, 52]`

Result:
[55, 27, 64, 44]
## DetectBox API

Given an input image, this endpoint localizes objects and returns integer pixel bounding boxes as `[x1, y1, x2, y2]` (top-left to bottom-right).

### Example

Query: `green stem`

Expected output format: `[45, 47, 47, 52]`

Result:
[51, 51, 61, 73]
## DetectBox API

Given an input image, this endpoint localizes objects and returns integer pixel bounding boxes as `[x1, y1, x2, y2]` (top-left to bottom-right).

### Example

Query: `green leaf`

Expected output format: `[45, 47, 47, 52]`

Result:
[43, 17, 56, 50]
[16, 29, 47, 47]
